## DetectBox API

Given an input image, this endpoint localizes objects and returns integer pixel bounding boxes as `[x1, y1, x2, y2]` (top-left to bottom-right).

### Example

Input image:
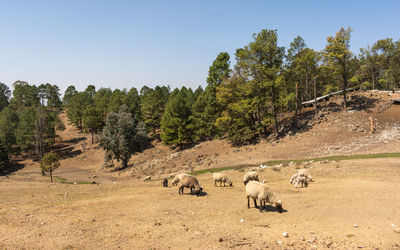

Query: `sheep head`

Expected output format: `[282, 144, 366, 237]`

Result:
[274, 200, 283, 213]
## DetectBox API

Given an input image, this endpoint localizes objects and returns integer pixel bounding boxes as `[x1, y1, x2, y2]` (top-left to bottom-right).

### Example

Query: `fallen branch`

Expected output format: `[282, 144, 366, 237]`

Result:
[230, 242, 252, 247]
[253, 224, 270, 228]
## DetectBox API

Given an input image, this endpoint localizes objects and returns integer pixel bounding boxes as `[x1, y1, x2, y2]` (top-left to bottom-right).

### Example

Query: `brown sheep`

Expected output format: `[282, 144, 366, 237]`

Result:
[178, 175, 203, 196]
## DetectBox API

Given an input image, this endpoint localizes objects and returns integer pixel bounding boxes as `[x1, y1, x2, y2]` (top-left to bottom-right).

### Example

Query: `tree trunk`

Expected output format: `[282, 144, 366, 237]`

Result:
[343, 75, 348, 112]
[314, 76, 318, 118]
[293, 82, 299, 127]
[122, 158, 128, 169]
[372, 75, 375, 90]
[305, 72, 309, 100]
[271, 87, 279, 135]
[50, 171, 53, 183]
[91, 131, 94, 144]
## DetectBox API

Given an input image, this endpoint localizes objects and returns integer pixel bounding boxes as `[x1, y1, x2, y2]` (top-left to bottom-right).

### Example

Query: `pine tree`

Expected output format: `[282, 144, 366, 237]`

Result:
[324, 27, 353, 111]
[83, 106, 104, 143]
[160, 87, 194, 149]
[0, 83, 10, 112]
[40, 152, 60, 182]
[141, 86, 170, 138]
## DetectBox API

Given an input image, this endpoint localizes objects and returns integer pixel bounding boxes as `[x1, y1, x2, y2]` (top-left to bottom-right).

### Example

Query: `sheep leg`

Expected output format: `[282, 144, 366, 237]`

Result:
[253, 198, 258, 208]
[259, 201, 263, 212]
[220, 180, 222, 187]
[179, 186, 183, 194]
[214, 180, 217, 187]
[223, 181, 226, 187]
[247, 197, 250, 208]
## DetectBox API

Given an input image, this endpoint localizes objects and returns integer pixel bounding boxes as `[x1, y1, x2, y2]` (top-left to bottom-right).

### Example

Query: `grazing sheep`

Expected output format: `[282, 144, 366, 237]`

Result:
[178, 175, 203, 196]
[171, 173, 190, 186]
[243, 171, 259, 185]
[294, 175, 308, 188]
[245, 181, 282, 213]
[162, 178, 168, 187]
[212, 173, 233, 187]
[298, 169, 313, 182]
[289, 173, 300, 184]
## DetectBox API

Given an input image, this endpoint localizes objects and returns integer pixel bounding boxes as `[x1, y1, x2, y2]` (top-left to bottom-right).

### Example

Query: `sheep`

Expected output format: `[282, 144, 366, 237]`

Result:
[297, 169, 313, 182]
[171, 173, 190, 186]
[212, 173, 232, 187]
[243, 171, 259, 185]
[289, 172, 300, 184]
[294, 175, 308, 188]
[162, 178, 168, 187]
[245, 181, 282, 213]
[178, 175, 203, 196]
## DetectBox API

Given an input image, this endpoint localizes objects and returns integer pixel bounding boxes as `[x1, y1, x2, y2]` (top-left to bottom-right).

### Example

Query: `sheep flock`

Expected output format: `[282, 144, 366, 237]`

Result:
[157, 165, 313, 213]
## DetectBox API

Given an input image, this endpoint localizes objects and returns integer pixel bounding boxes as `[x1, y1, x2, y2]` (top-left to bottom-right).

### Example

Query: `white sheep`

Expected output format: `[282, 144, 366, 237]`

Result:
[243, 171, 259, 185]
[293, 175, 308, 188]
[298, 169, 313, 182]
[171, 173, 190, 186]
[245, 181, 282, 213]
[212, 172, 233, 187]
[289, 173, 299, 184]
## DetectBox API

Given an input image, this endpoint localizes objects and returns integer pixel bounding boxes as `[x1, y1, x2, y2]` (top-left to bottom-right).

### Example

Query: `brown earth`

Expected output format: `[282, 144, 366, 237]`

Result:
[1, 90, 400, 249]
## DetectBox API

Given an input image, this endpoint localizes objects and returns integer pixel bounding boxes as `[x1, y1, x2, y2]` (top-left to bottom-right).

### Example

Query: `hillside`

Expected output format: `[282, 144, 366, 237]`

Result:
[5, 89, 400, 184]
[1, 90, 400, 249]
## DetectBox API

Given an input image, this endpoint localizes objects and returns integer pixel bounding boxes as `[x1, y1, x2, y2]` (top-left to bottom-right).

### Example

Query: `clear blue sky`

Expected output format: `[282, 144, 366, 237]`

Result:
[1, 0, 399, 94]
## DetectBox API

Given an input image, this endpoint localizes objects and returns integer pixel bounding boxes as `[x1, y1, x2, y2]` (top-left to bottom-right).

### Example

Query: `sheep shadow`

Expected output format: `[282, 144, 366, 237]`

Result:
[250, 205, 288, 213]
[178, 190, 208, 196]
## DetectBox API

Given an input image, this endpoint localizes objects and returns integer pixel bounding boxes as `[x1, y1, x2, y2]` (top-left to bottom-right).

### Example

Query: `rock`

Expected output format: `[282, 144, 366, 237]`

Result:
[144, 176, 151, 181]
[308, 237, 316, 243]
[219, 238, 223, 242]
[240, 219, 244, 223]
[283, 232, 288, 237]
[277, 240, 282, 244]
[394, 228, 400, 233]
[354, 224, 358, 228]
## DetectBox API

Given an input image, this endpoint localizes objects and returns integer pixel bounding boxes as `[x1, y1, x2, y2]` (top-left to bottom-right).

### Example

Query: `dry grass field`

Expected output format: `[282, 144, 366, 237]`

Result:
[1, 158, 400, 249]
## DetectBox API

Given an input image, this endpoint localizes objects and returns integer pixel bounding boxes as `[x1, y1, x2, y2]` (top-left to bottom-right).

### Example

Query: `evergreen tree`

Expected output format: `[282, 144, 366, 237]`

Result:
[93, 87, 112, 122]
[0, 107, 18, 163]
[40, 152, 60, 182]
[324, 27, 353, 111]
[140, 85, 170, 138]
[83, 106, 103, 143]
[63, 85, 78, 107]
[161, 87, 194, 148]
[125, 87, 142, 120]
[15, 107, 37, 153]
[191, 52, 230, 142]
[0, 83, 11, 112]
[100, 105, 150, 169]
[10, 81, 40, 109]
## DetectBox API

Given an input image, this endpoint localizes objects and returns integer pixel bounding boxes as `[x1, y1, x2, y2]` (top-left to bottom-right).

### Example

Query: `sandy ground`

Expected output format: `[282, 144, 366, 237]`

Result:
[1, 158, 400, 249]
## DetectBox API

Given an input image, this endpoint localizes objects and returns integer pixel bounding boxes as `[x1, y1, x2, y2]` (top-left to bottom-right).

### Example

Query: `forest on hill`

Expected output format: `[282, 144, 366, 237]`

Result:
[1, 27, 400, 169]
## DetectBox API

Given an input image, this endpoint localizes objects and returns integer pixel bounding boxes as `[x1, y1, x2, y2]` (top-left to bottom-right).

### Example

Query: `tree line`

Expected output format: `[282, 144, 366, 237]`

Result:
[1, 27, 400, 169]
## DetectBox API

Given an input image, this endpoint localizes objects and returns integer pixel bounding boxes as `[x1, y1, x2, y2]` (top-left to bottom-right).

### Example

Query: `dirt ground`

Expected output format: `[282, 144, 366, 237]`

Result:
[1, 158, 400, 249]
[1, 90, 400, 249]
